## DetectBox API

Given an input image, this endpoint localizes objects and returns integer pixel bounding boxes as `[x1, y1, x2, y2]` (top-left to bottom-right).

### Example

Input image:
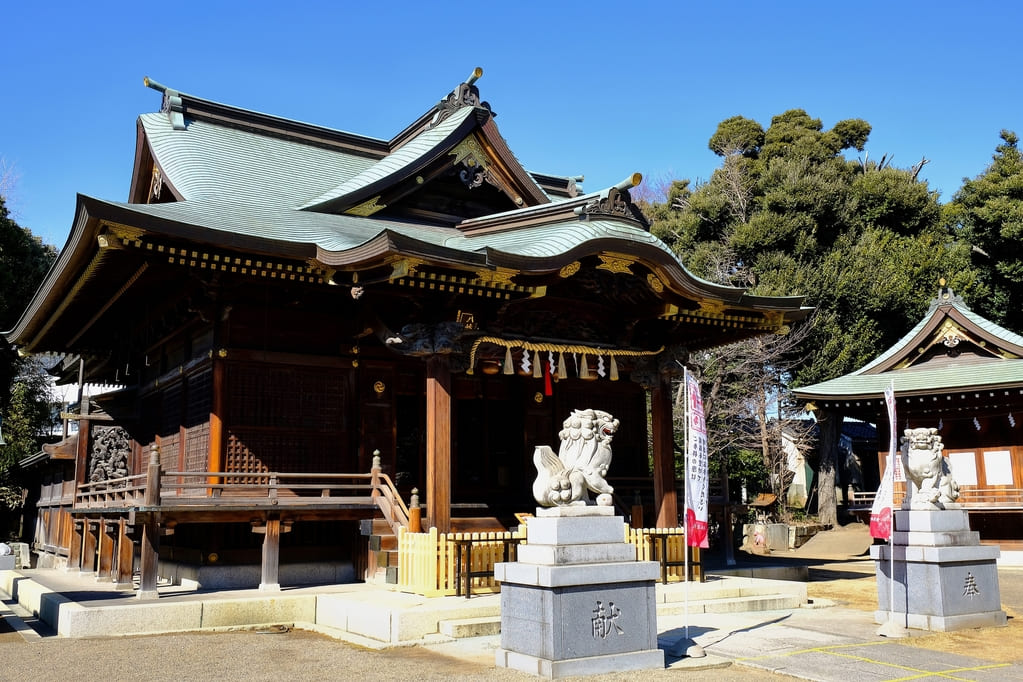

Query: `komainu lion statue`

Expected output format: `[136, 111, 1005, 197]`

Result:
[532, 409, 620, 507]
[901, 427, 960, 510]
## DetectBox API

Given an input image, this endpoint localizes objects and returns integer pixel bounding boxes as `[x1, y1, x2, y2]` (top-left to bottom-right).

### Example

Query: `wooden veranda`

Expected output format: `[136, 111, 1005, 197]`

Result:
[64, 446, 407, 596]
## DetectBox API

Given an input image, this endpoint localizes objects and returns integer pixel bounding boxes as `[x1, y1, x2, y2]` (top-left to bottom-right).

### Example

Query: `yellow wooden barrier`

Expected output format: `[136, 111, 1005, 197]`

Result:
[397, 522, 700, 596]
[625, 526, 700, 582]
[397, 527, 525, 597]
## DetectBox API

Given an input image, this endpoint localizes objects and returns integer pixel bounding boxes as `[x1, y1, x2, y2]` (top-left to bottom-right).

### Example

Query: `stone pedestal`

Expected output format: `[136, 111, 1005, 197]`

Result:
[871, 509, 1006, 631]
[495, 506, 664, 679]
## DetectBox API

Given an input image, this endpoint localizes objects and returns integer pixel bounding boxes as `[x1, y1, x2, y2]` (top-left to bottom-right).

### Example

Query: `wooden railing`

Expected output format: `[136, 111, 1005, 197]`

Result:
[848, 488, 1023, 509]
[958, 489, 1023, 507]
[396, 522, 699, 597]
[72, 450, 411, 529]
[76, 474, 148, 508]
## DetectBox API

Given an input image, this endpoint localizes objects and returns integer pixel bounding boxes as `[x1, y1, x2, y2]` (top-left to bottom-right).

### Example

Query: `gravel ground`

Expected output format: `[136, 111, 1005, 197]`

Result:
[3, 525, 1019, 682]
[0, 627, 799, 682]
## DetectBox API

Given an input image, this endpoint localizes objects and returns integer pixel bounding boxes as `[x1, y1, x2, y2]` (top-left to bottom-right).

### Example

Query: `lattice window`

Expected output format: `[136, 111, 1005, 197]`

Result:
[224, 429, 339, 474]
[226, 364, 348, 431]
[184, 423, 210, 472]
[223, 362, 352, 475]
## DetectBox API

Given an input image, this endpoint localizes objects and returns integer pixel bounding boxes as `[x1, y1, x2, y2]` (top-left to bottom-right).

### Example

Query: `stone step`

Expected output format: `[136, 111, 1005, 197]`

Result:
[658, 576, 806, 605]
[658, 592, 803, 615]
[439, 616, 502, 638]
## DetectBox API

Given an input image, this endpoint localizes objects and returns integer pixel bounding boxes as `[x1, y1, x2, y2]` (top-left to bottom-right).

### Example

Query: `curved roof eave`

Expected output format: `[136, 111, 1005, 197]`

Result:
[316, 214, 807, 314]
[297, 106, 480, 212]
[793, 359, 1023, 402]
[6, 195, 809, 353]
[3, 194, 105, 348]
[118, 196, 808, 315]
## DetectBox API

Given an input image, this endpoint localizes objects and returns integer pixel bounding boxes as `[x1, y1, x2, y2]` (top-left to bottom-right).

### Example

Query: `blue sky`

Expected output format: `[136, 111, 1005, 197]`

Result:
[3, 1, 1021, 248]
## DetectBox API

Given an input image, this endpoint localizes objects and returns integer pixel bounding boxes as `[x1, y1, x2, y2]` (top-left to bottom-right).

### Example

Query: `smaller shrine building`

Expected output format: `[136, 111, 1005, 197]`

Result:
[795, 283, 1023, 549]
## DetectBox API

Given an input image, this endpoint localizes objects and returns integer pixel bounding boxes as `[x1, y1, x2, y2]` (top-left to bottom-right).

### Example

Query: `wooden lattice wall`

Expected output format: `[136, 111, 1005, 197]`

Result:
[223, 362, 354, 474]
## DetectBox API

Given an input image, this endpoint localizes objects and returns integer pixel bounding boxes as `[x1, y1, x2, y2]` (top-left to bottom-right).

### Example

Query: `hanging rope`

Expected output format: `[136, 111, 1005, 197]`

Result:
[465, 336, 663, 375]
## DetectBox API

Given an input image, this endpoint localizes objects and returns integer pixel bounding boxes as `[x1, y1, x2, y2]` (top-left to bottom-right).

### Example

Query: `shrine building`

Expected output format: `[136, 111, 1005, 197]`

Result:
[5, 69, 810, 592]
[795, 282, 1023, 549]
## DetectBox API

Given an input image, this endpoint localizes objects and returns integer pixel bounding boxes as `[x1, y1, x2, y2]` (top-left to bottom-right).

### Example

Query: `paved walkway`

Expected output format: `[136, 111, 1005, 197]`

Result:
[2, 523, 1022, 681]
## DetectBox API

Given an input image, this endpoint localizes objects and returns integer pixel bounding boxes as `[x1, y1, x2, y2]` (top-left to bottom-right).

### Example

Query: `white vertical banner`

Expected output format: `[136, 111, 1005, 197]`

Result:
[870, 383, 897, 540]
[684, 370, 709, 548]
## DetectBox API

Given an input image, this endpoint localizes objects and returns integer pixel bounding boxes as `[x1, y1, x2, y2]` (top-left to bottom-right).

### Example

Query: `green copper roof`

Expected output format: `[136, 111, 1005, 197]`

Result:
[795, 291, 1023, 401]
[141, 113, 378, 208]
[794, 359, 1023, 401]
[297, 106, 477, 210]
[93, 195, 697, 264]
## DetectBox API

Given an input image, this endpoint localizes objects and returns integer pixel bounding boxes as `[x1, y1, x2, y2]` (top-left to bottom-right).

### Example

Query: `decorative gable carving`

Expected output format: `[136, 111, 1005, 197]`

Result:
[430, 67, 493, 129]
[574, 177, 650, 229]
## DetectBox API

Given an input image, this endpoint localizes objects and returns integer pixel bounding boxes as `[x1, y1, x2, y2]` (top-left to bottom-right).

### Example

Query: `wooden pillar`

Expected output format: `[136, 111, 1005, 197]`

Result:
[114, 519, 135, 588]
[67, 518, 84, 571]
[651, 379, 678, 528]
[137, 444, 163, 599]
[137, 516, 160, 599]
[81, 520, 98, 574]
[425, 356, 452, 533]
[209, 358, 225, 484]
[97, 519, 115, 579]
[259, 518, 281, 592]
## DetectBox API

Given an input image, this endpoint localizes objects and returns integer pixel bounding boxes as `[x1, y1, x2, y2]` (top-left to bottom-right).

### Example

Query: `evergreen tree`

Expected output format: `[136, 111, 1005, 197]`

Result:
[944, 130, 1023, 330]
[0, 193, 58, 534]
[651, 110, 980, 526]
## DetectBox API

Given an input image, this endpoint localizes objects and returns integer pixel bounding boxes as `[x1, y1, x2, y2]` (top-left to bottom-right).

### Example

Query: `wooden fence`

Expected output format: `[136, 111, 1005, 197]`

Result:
[397, 527, 525, 597]
[397, 523, 699, 597]
[628, 525, 700, 582]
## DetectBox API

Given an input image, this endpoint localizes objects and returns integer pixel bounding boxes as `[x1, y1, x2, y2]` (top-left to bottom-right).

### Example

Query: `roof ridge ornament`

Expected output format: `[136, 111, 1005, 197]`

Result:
[429, 67, 493, 129]
[144, 77, 186, 131]
[929, 277, 966, 313]
[574, 174, 650, 229]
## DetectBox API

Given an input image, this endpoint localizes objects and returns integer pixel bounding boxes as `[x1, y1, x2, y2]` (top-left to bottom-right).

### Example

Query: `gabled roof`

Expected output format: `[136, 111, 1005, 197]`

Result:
[794, 285, 1023, 404]
[5, 69, 812, 372]
[135, 69, 550, 223]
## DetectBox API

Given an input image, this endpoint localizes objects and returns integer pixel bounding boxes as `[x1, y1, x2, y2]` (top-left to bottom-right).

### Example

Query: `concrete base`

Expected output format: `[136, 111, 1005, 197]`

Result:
[496, 646, 665, 679]
[872, 509, 1006, 632]
[495, 507, 664, 678]
[160, 559, 355, 590]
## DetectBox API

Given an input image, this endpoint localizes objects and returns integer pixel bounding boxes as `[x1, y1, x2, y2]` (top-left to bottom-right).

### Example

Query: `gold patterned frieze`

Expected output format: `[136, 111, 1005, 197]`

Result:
[474, 268, 516, 286]
[559, 261, 581, 278]
[697, 300, 726, 315]
[102, 222, 146, 244]
[763, 310, 785, 328]
[449, 136, 489, 169]
[595, 254, 635, 275]
[389, 257, 427, 280]
[345, 196, 387, 216]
